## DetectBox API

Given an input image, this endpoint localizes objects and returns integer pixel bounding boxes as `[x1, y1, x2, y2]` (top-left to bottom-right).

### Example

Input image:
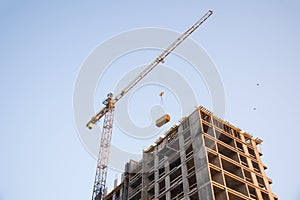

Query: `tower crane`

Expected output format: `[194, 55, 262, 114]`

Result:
[86, 10, 213, 200]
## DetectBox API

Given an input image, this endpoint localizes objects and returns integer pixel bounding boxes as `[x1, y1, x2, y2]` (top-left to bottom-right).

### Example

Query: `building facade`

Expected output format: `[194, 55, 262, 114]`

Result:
[105, 106, 278, 200]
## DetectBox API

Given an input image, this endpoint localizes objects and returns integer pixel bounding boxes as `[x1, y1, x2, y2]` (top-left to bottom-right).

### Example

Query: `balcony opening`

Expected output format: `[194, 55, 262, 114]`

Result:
[233, 130, 241, 139]
[223, 124, 232, 135]
[256, 175, 266, 190]
[252, 161, 261, 174]
[243, 169, 253, 183]
[261, 191, 270, 200]
[159, 180, 165, 194]
[185, 144, 193, 160]
[236, 142, 244, 152]
[186, 156, 195, 175]
[170, 183, 184, 199]
[158, 195, 166, 200]
[210, 167, 224, 185]
[224, 174, 248, 196]
[248, 185, 258, 200]
[188, 174, 197, 192]
[129, 175, 142, 189]
[221, 158, 244, 179]
[202, 123, 214, 137]
[239, 155, 248, 167]
[159, 167, 165, 178]
[170, 167, 182, 186]
[204, 136, 217, 151]
[189, 192, 199, 200]
[217, 143, 239, 163]
[148, 171, 154, 182]
[169, 156, 181, 171]
[201, 111, 211, 123]
[213, 118, 224, 130]
[213, 185, 227, 200]
[248, 147, 256, 159]
[184, 130, 191, 142]
[228, 192, 246, 200]
[207, 151, 220, 167]
[129, 191, 141, 200]
[147, 186, 154, 199]
[215, 130, 235, 147]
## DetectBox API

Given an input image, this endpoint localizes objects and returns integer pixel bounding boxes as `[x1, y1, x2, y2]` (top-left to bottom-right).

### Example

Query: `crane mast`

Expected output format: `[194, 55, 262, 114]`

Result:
[88, 10, 213, 200]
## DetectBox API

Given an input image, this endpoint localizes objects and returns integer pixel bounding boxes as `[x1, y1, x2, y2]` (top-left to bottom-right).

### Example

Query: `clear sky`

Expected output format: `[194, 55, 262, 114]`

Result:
[1, 1, 300, 200]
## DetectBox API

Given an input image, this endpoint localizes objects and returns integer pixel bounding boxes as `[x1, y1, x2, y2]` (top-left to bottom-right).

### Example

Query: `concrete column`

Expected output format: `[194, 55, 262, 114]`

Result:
[164, 158, 171, 199]
[154, 148, 159, 200]
[178, 127, 190, 199]
[189, 110, 213, 199]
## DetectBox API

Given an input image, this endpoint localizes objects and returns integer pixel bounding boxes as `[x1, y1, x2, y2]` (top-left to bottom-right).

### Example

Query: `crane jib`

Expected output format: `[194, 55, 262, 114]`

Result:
[87, 10, 213, 129]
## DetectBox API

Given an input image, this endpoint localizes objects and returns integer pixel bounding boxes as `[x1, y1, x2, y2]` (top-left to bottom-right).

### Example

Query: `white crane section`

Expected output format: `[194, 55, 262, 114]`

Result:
[87, 10, 213, 200]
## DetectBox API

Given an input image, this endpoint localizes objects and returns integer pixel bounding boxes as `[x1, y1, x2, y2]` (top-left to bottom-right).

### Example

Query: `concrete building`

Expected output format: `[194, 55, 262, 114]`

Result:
[104, 106, 278, 200]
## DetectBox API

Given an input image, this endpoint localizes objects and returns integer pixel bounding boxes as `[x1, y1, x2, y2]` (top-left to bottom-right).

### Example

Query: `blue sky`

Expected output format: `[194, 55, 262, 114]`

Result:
[1, 1, 300, 200]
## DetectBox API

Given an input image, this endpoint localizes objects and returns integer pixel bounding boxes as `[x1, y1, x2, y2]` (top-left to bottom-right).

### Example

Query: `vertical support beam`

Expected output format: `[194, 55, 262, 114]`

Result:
[215, 126, 229, 200]
[189, 110, 214, 199]
[92, 107, 114, 200]
[240, 133, 263, 200]
[141, 157, 146, 199]
[178, 128, 189, 199]
[154, 148, 159, 200]
[164, 158, 171, 200]
[253, 141, 275, 200]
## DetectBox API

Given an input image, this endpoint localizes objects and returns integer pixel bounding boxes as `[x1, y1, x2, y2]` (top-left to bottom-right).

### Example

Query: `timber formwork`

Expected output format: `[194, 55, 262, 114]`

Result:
[104, 106, 278, 200]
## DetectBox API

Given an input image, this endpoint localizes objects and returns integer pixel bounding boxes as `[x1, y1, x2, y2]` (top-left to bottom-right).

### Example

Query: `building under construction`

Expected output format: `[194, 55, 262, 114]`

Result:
[104, 106, 278, 200]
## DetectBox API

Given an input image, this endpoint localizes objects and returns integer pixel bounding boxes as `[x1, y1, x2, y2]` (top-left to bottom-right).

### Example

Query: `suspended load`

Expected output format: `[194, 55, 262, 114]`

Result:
[156, 114, 171, 127]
